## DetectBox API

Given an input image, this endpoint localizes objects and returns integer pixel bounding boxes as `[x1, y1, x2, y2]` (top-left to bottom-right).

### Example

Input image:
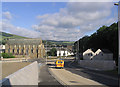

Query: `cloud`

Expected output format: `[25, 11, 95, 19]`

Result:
[2, 2, 117, 41]
[3, 11, 12, 20]
[33, 2, 117, 41]
[2, 21, 41, 38]
[1, 11, 42, 39]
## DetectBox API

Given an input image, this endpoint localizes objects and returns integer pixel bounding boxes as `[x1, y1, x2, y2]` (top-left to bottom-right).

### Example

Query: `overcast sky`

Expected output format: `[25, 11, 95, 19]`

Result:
[1, 2, 118, 41]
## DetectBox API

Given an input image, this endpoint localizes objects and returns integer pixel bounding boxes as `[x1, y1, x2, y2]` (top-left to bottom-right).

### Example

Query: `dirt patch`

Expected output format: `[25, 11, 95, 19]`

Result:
[1, 62, 31, 80]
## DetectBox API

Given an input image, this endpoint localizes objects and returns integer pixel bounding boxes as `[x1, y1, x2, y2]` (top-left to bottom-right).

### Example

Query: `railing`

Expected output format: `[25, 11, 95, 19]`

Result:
[1, 58, 30, 62]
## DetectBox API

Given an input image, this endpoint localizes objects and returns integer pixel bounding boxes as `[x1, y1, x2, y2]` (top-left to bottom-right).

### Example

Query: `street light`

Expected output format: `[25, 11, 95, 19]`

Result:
[46, 41, 47, 64]
[77, 38, 79, 61]
[75, 36, 79, 61]
[114, 1, 120, 81]
[114, 3, 119, 6]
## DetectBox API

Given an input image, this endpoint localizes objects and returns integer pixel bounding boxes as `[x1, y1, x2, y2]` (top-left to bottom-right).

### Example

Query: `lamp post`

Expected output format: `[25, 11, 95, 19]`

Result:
[75, 37, 77, 61]
[46, 41, 47, 64]
[114, 2, 120, 81]
[75, 36, 79, 61]
[77, 38, 79, 61]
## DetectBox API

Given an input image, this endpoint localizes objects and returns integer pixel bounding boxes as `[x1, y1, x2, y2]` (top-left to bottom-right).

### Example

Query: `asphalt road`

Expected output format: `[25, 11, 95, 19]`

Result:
[38, 63, 64, 86]
[64, 58, 118, 87]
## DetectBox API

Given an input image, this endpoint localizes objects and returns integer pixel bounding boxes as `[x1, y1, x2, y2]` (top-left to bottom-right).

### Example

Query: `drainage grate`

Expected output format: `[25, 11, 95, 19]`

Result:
[69, 81, 78, 83]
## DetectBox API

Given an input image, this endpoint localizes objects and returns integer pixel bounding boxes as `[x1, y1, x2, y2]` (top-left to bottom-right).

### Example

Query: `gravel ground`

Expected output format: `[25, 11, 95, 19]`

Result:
[1, 62, 31, 80]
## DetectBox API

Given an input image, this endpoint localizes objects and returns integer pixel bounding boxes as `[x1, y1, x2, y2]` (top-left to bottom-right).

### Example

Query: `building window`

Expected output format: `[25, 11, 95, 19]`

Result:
[59, 53, 61, 56]
[36, 49, 38, 53]
[101, 54, 103, 56]
[21, 49, 24, 54]
[13, 49, 14, 54]
[88, 53, 93, 56]
[63, 52, 65, 56]
[26, 49, 28, 55]
[91, 53, 93, 56]
[17, 48, 19, 54]
[31, 48, 33, 53]
[8, 48, 10, 53]
[2, 49, 5, 53]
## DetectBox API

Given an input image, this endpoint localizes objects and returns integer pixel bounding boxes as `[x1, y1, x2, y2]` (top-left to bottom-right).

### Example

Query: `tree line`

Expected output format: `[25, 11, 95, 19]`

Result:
[74, 22, 118, 65]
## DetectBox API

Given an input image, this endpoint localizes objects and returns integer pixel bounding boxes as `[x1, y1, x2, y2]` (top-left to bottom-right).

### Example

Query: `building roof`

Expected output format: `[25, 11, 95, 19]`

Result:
[101, 49, 112, 53]
[91, 48, 97, 53]
[6, 39, 42, 45]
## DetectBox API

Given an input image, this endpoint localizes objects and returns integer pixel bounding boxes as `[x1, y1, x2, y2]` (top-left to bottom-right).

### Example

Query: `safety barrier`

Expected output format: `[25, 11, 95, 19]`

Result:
[0, 61, 38, 85]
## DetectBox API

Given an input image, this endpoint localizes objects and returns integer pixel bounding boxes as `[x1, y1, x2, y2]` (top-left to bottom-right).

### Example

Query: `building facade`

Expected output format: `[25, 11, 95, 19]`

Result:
[83, 49, 95, 60]
[93, 49, 113, 60]
[57, 49, 74, 57]
[5, 39, 45, 59]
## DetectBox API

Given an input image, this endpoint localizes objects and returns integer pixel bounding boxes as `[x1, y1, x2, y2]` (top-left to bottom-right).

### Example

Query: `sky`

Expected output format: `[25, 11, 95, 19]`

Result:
[1, 2, 118, 41]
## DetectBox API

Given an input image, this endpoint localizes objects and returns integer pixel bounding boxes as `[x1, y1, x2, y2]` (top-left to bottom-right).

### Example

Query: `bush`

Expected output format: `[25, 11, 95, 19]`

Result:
[1, 53, 15, 58]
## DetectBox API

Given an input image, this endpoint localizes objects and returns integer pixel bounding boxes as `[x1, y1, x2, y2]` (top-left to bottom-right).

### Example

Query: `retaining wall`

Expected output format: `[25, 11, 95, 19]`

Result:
[78, 60, 116, 70]
[1, 61, 38, 85]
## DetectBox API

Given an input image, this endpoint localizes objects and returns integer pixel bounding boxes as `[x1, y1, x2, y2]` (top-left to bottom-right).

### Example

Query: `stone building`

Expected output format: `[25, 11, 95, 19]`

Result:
[5, 39, 45, 59]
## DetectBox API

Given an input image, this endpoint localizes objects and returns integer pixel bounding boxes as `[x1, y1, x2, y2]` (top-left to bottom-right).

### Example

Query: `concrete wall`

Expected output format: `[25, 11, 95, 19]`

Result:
[1, 61, 38, 85]
[78, 60, 116, 70]
[93, 49, 113, 60]
[93, 53, 113, 60]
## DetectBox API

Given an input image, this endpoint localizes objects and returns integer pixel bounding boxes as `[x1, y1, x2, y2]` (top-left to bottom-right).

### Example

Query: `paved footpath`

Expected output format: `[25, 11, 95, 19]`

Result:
[49, 66, 105, 86]
[64, 59, 118, 86]
[48, 61, 108, 87]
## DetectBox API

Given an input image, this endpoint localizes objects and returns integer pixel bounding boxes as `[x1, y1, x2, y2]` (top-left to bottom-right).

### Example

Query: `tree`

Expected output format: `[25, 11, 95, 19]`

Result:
[74, 22, 118, 65]
[47, 48, 57, 56]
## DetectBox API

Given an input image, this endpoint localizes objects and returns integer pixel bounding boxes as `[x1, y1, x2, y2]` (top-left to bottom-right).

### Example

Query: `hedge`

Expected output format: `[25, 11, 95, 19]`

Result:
[1, 53, 15, 58]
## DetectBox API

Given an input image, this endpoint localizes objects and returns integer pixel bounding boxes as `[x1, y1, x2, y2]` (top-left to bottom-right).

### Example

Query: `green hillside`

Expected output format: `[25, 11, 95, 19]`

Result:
[0, 32, 28, 44]
[0, 32, 28, 39]
[0, 32, 74, 45]
[43, 40, 74, 46]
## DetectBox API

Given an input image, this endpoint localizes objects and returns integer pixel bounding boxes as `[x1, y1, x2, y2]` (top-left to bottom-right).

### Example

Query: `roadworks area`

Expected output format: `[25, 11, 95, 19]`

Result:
[48, 61, 106, 86]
